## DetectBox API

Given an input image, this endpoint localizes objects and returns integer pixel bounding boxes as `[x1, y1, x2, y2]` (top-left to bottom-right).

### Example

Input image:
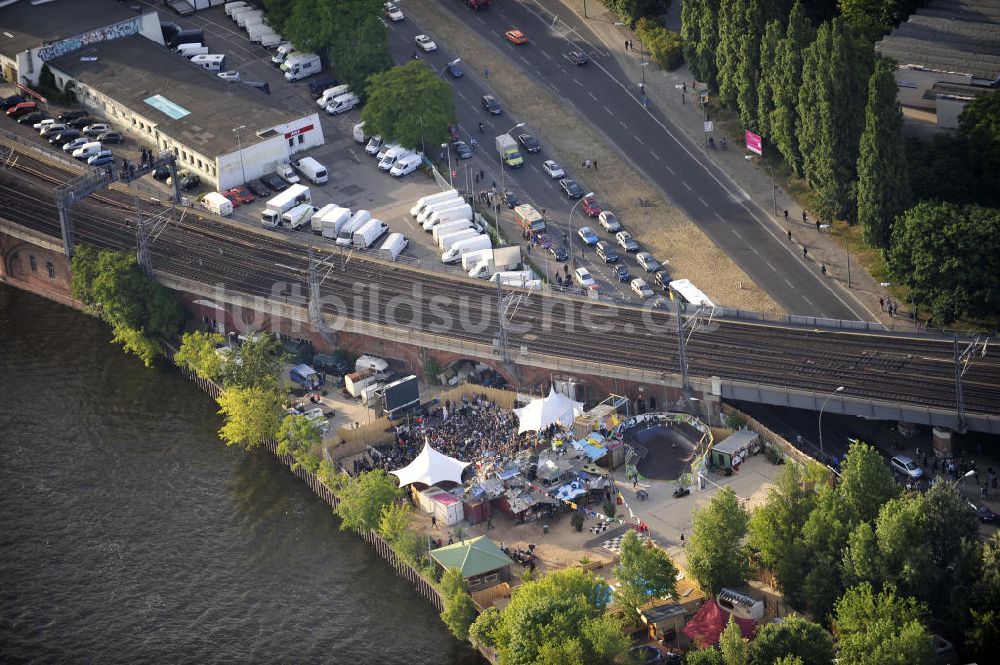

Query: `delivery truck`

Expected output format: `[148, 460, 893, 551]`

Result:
[410, 189, 459, 217]
[336, 210, 371, 246]
[379, 232, 409, 260]
[514, 204, 546, 234]
[344, 370, 376, 398]
[438, 228, 479, 251]
[201, 191, 233, 217]
[236, 9, 263, 27]
[495, 134, 524, 168]
[311, 205, 350, 234]
[281, 202, 315, 230]
[462, 248, 494, 271]
[417, 196, 464, 226]
[442, 234, 492, 264]
[432, 219, 474, 242]
[422, 203, 472, 231]
[310, 204, 339, 232]
[258, 31, 282, 48]
[261, 184, 310, 228]
[353, 218, 389, 249]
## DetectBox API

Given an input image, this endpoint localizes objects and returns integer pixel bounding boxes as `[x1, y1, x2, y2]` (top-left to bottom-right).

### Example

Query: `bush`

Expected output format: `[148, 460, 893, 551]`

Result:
[636, 17, 684, 71]
[603, 501, 617, 519]
[571, 513, 585, 532]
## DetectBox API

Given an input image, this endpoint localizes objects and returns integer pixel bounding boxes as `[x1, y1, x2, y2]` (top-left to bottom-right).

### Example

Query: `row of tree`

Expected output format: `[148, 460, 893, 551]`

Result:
[683, 441, 999, 663]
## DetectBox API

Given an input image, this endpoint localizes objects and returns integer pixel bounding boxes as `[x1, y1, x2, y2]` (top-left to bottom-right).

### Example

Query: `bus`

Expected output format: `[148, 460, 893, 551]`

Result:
[669, 279, 715, 307]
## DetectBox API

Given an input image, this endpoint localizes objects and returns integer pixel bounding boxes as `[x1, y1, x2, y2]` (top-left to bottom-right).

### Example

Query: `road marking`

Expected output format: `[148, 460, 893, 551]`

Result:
[732, 229, 743, 239]
[604, 106, 614, 115]
[573, 78, 582, 87]
[520, 55, 531, 66]
[651, 151, 661, 161]
[477, 16, 486, 25]
[634, 135, 644, 145]
[681, 181, 691, 191]
[665, 165, 675, 175]
[766, 261, 777, 272]
[714, 212, 726, 222]
[588, 92, 598, 101]
[619, 120, 627, 129]
[698, 197, 708, 207]
[785, 279, 795, 288]
[750, 247, 759, 255]
[457, 90, 467, 101]
[542, 51, 553, 60]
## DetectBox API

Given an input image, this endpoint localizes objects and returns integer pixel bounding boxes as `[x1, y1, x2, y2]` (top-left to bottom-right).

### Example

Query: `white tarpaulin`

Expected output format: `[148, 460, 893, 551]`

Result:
[514, 386, 585, 434]
[390, 440, 471, 487]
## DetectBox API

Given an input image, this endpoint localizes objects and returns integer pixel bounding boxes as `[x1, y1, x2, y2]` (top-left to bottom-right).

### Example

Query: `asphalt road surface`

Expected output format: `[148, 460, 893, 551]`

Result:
[394, 0, 870, 320]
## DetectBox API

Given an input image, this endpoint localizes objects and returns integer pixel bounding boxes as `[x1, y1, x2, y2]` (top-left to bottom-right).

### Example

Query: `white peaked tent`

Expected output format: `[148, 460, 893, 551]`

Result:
[390, 440, 471, 487]
[513, 386, 585, 434]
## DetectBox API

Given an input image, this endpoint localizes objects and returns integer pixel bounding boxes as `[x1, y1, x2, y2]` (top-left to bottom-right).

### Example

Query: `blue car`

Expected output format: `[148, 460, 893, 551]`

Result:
[88, 150, 114, 166]
[447, 61, 464, 78]
[615, 264, 631, 282]
[577, 226, 599, 246]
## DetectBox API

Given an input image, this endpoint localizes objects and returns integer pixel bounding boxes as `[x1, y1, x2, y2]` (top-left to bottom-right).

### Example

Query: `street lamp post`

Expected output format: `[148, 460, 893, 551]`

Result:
[442, 142, 452, 187]
[232, 125, 247, 187]
[766, 165, 776, 216]
[567, 192, 594, 258]
[818, 385, 846, 461]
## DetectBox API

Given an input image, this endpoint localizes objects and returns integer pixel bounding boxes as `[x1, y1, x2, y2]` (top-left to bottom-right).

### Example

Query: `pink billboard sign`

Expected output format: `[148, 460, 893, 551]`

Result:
[745, 130, 763, 156]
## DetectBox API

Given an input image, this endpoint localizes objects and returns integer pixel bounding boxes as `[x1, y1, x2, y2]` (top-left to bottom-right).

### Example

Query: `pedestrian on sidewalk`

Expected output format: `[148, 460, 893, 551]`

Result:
[802, 210, 808, 224]
[479, 169, 484, 180]
[821, 265, 827, 275]
[816, 219, 821, 232]
[879, 296, 885, 310]
[803, 246, 808, 258]
[484, 66, 489, 79]
[625, 40, 630, 51]
[784, 209, 789, 222]
[593, 160, 598, 171]
[787, 229, 792, 241]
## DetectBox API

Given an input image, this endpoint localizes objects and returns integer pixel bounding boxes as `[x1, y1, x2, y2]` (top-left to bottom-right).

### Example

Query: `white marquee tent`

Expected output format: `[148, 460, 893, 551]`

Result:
[390, 440, 471, 487]
[513, 386, 585, 434]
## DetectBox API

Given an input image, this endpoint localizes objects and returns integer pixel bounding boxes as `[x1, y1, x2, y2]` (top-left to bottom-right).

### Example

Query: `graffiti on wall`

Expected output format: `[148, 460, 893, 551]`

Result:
[38, 17, 144, 62]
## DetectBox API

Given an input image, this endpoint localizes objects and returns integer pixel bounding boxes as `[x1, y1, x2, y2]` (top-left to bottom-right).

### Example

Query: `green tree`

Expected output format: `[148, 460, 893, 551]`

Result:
[175, 330, 225, 381]
[362, 61, 456, 153]
[601, 0, 671, 26]
[715, 0, 747, 108]
[216, 384, 284, 450]
[756, 19, 783, 141]
[747, 463, 817, 603]
[798, 487, 852, 622]
[719, 614, 749, 665]
[681, 0, 721, 86]
[751, 614, 834, 665]
[688, 487, 748, 594]
[838, 440, 898, 525]
[887, 202, 1000, 324]
[856, 56, 911, 249]
[469, 567, 627, 665]
[614, 531, 679, 624]
[686, 648, 725, 665]
[833, 583, 935, 665]
[377, 500, 413, 545]
[469, 606, 502, 648]
[221, 333, 285, 390]
[966, 533, 1000, 661]
[333, 469, 402, 534]
[772, 1, 814, 175]
[276, 413, 322, 472]
[734, 0, 768, 130]
[440, 567, 478, 641]
[959, 89, 1000, 207]
[109, 324, 161, 368]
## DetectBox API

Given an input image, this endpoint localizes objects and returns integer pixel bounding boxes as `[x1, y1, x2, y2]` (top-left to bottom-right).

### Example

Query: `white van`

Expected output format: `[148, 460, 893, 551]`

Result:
[375, 143, 398, 162]
[336, 210, 371, 246]
[365, 136, 383, 156]
[379, 233, 409, 260]
[353, 218, 389, 249]
[72, 142, 102, 160]
[293, 156, 328, 185]
[410, 189, 459, 217]
[353, 121, 367, 144]
[355, 354, 391, 378]
[191, 54, 225, 72]
[325, 92, 359, 115]
[176, 43, 209, 57]
[271, 42, 294, 66]
[316, 84, 350, 107]
[631, 278, 654, 299]
[390, 153, 422, 177]
[201, 191, 234, 217]
[378, 146, 411, 171]
[418, 196, 464, 226]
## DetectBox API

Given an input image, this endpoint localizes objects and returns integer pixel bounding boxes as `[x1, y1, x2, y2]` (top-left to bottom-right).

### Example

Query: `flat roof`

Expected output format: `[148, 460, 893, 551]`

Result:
[0, 0, 139, 58]
[48, 35, 307, 158]
[876, 0, 1000, 81]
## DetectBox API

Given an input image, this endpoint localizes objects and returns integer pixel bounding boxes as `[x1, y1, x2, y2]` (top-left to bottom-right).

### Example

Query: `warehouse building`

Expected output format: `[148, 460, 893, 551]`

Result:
[46, 35, 324, 190]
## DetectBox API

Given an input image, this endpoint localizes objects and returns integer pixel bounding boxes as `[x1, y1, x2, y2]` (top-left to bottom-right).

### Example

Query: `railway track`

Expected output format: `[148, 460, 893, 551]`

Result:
[2, 146, 999, 419]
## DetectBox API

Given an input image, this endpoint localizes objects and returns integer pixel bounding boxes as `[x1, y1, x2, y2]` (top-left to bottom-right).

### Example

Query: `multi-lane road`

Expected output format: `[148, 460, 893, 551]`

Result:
[387, 0, 869, 320]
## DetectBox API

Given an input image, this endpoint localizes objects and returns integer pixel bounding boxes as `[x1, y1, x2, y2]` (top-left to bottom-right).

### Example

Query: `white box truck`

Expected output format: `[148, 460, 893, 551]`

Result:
[310, 203, 339, 232]
[422, 203, 473, 231]
[353, 218, 389, 249]
[353, 121, 367, 143]
[261, 184, 310, 228]
[236, 9, 263, 27]
[462, 248, 494, 271]
[247, 23, 273, 42]
[410, 189, 459, 217]
[379, 232, 409, 260]
[442, 234, 492, 264]
[432, 220, 473, 243]
[282, 203, 315, 230]
[336, 210, 370, 246]
[491, 270, 540, 288]
[320, 208, 352, 239]
[225, 2, 249, 18]
[344, 370, 376, 398]
[417, 196, 464, 226]
[201, 191, 234, 217]
[258, 31, 282, 48]
[292, 156, 328, 184]
[438, 228, 479, 251]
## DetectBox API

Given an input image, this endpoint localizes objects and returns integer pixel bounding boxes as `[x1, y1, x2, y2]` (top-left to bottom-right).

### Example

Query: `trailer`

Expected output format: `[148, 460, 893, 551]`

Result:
[461, 248, 493, 271]
[311, 205, 351, 235]
[258, 31, 282, 48]
[236, 9, 263, 27]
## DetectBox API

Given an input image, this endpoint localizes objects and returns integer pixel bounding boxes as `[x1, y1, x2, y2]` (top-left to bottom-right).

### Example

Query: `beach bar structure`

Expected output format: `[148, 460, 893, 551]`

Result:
[430, 536, 515, 592]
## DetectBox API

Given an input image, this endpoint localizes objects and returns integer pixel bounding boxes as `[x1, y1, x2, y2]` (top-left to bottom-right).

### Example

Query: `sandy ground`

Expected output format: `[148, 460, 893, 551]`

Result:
[405, 0, 782, 316]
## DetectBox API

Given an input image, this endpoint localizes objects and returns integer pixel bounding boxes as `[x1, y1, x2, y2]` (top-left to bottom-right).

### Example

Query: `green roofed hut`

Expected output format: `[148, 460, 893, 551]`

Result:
[430, 536, 515, 591]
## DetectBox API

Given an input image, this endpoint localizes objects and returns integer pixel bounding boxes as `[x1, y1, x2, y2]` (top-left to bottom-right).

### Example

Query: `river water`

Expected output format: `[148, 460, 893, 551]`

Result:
[0, 285, 482, 664]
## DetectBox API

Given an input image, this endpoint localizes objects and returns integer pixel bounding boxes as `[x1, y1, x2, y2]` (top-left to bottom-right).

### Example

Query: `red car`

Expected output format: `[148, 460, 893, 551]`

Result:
[447, 122, 460, 143]
[505, 29, 528, 45]
[225, 185, 255, 205]
[582, 195, 602, 217]
[221, 190, 241, 207]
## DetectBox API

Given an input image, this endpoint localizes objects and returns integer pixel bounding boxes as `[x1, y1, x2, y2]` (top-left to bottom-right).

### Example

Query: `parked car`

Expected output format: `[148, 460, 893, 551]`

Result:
[616, 230, 639, 252]
[87, 150, 115, 167]
[260, 172, 289, 191]
[890, 455, 923, 480]
[34, 118, 58, 130]
[0, 95, 25, 110]
[517, 133, 540, 153]
[67, 116, 93, 129]
[595, 241, 618, 263]
[636, 252, 661, 272]
[39, 124, 67, 139]
[560, 178, 583, 198]
[308, 77, 339, 98]
[573, 267, 598, 290]
[415, 34, 437, 52]
[542, 159, 565, 179]
[631, 278, 654, 299]
[226, 185, 255, 204]
[577, 226, 599, 246]
[49, 129, 81, 146]
[177, 174, 201, 191]
[581, 195, 601, 217]
[968, 500, 997, 523]
[247, 180, 271, 198]
[481, 95, 502, 115]
[453, 140, 473, 159]
[569, 51, 589, 66]
[547, 245, 568, 261]
[82, 123, 110, 137]
[446, 60, 464, 78]
[598, 211, 621, 232]
[97, 131, 124, 144]
[505, 29, 528, 45]
[62, 137, 90, 153]
[58, 109, 87, 122]
[152, 166, 171, 181]
[652, 270, 673, 290]
[614, 264, 631, 282]
[383, 3, 404, 21]
[217, 70, 240, 82]
[16, 111, 45, 126]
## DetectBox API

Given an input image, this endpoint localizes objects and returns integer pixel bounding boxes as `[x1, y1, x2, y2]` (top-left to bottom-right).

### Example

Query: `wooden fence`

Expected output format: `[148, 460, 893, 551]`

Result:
[720, 403, 815, 468]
